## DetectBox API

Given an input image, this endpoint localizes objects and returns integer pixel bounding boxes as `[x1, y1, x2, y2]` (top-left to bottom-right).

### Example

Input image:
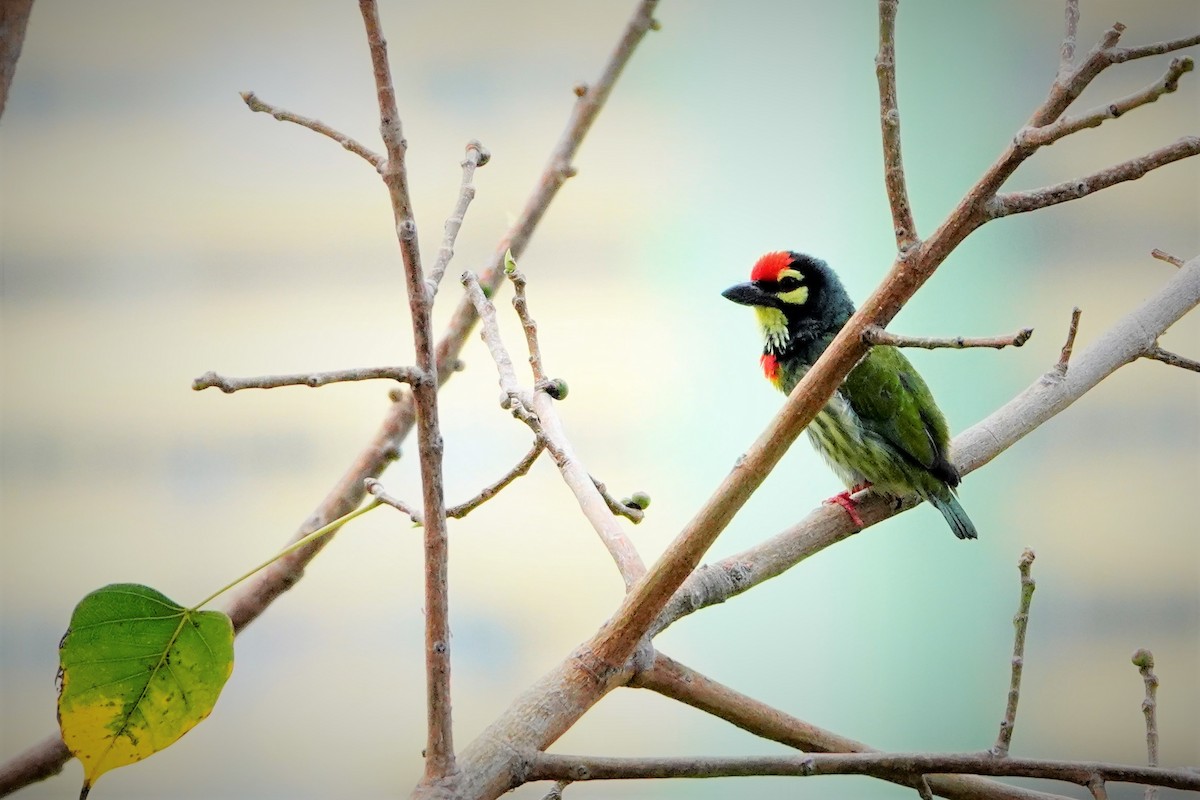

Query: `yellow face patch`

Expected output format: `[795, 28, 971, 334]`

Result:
[775, 268, 809, 305]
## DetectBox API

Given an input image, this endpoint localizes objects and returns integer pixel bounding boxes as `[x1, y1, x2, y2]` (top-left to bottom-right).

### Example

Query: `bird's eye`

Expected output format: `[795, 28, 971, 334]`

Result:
[778, 276, 802, 292]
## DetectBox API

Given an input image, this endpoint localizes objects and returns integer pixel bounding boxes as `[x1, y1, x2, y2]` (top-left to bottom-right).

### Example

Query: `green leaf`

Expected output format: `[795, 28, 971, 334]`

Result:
[57, 584, 234, 798]
[503, 248, 517, 274]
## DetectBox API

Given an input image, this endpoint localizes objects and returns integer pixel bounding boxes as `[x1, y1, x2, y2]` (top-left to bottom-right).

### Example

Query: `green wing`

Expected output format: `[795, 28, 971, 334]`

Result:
[841, 345, 955, 480]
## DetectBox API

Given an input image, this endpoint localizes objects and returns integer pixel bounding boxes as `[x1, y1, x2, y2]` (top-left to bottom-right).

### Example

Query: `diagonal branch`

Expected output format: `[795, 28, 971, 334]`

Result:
[988, 136, 1200, 219]
[875, 0, 918, 250]
[1144, 347, 1200, 373]
[632, 652, 1067, 800]
[240, 90, 385, 168]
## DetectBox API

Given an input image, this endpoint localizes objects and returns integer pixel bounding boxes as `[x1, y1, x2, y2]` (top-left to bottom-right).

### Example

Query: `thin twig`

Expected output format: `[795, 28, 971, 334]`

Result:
[507, 263, 547, 384]
[428, 141, 489, 297]
[192, 366, 424, 393]
[862, 325, 1033, 350]
[239, 90, 384, 168]
[447, 438, 546, 519]
[875, 0, 918, 251]
[1087, 776, 1109, 800]
[1114, 33, 1200, 63]
[1053, 307, 1083, 378]
[1151, 249, 1184, 267]
[632, 653, 1063, 800]
[1019, 57, 1194, 148]
[1144, 347, 1200, 373]
[365, 478, 422, 523]
[1058, 0, 1080, 79]
[527, 751, 1200, 792]
[592, 478, 645, 524]
[357, 0, 455, 782]
[992, 548, 1037, 758]
[989, 136, 1200, 219]
[1131, 649, 1160, 800]
[462, 271, 646, 587]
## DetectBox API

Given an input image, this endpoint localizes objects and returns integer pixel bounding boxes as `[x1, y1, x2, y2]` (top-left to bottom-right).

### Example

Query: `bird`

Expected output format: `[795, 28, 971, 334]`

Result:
[722, 250, 977, 540]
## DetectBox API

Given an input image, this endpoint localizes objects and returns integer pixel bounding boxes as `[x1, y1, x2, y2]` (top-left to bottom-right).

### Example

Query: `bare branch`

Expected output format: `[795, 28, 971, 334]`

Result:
[1151, 249, 1184, 267]
[239, 91, 384, 168]
[875, 0, 918, 251]
[527, 751, 1200, 792]
[989, 137, 1200, 219]
[1019, 57, 1193, 148]
[539, 780, 570, 800]
[365, 478, 422, 523]
[462, 271, 646, 587]
[1058, 0, 1080, 79]
[1054, 307, 1083, 377]
[632, 653, 1065, 800]
[592, 479, 645, 525]
[447, 438, 545, 520]
[1131, 649, 1160, 800]
[508, 264, 547, 384]
[1114, 33, 1200, 63]
[357, 0, 455, 780]
[0, 736, 70, 796]
[862, 325, 1033, 350]
[1144, 347, 1200, 373]
[991, 548, 1037, 758]
[1087, 777, 1110, 800]
[428, 141, 489, 296]
[192, 366, 424, 393]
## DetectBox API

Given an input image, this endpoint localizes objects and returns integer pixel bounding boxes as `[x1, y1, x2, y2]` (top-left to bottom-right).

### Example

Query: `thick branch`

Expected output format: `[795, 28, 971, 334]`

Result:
[192, 366, 424, 393]
[862, 325, 1033, 350]
[240, 90, 384, 168]
[633, 653, 1065, 800]
[875, 0, 918, 250]
[527, 752, 1200, 792]
[988, 137, 1200, 219]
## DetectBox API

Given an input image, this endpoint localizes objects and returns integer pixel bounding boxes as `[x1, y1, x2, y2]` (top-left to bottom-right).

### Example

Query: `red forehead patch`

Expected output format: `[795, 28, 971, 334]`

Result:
[750, 251, 793, 282]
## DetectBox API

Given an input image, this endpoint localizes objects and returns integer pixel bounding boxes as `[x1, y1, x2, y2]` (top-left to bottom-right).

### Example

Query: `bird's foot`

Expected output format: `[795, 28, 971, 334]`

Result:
[824, 482, 872, 529]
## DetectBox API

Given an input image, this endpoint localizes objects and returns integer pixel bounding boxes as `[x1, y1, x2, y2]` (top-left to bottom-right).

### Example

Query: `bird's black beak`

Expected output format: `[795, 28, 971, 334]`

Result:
[722, 281, 774, 308]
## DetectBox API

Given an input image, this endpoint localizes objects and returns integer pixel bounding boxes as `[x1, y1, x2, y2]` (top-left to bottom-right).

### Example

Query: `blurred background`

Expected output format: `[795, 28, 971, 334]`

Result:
[1, 1, 1197, 798]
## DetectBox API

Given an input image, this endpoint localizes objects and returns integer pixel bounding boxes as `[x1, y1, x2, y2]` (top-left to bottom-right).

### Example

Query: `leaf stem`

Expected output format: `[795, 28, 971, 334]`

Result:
[191, 500, 381, 610]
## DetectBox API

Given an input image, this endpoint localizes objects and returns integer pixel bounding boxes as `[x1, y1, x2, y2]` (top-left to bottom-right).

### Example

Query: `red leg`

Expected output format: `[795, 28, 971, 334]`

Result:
[824, 482, 872, 529]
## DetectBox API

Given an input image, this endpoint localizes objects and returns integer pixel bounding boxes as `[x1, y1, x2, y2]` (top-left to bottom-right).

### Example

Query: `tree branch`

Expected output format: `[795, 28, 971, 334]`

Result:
[527, 751, 1200, 792]
[1018, 57, 1193, 148]
[1150, 249, 1184, 268]
[875, 0, 918, 251]
[1057, 0, 1080, 81]
[991, 549, 1036, 758]
[428, 140, 489, 296]
[862, 325, 1033, 350]
[989, 137, 1200, 219]
[192, 366, 424, 393]
[357, 0, 455, 782]
[1054, 307, 1083, 377]
[632, 652, 1067, 800]
[1114, 33, 1200, 63]
[447, 438, 545, 520]
[1144, 347, 1200, 373]
[461, 271, 646, 587]
[239, 90, 384, 168]
[1131, 648, 1160, 800]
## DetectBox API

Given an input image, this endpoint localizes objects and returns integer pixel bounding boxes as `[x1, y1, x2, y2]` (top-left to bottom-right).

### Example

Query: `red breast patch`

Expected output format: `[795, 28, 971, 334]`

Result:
[760, 353, 780, 382]
[750, 251, 793, 282]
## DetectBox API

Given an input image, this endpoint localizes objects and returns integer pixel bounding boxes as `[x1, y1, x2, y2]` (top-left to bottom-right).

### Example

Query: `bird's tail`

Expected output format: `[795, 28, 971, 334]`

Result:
[929, 493, 978, 540]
